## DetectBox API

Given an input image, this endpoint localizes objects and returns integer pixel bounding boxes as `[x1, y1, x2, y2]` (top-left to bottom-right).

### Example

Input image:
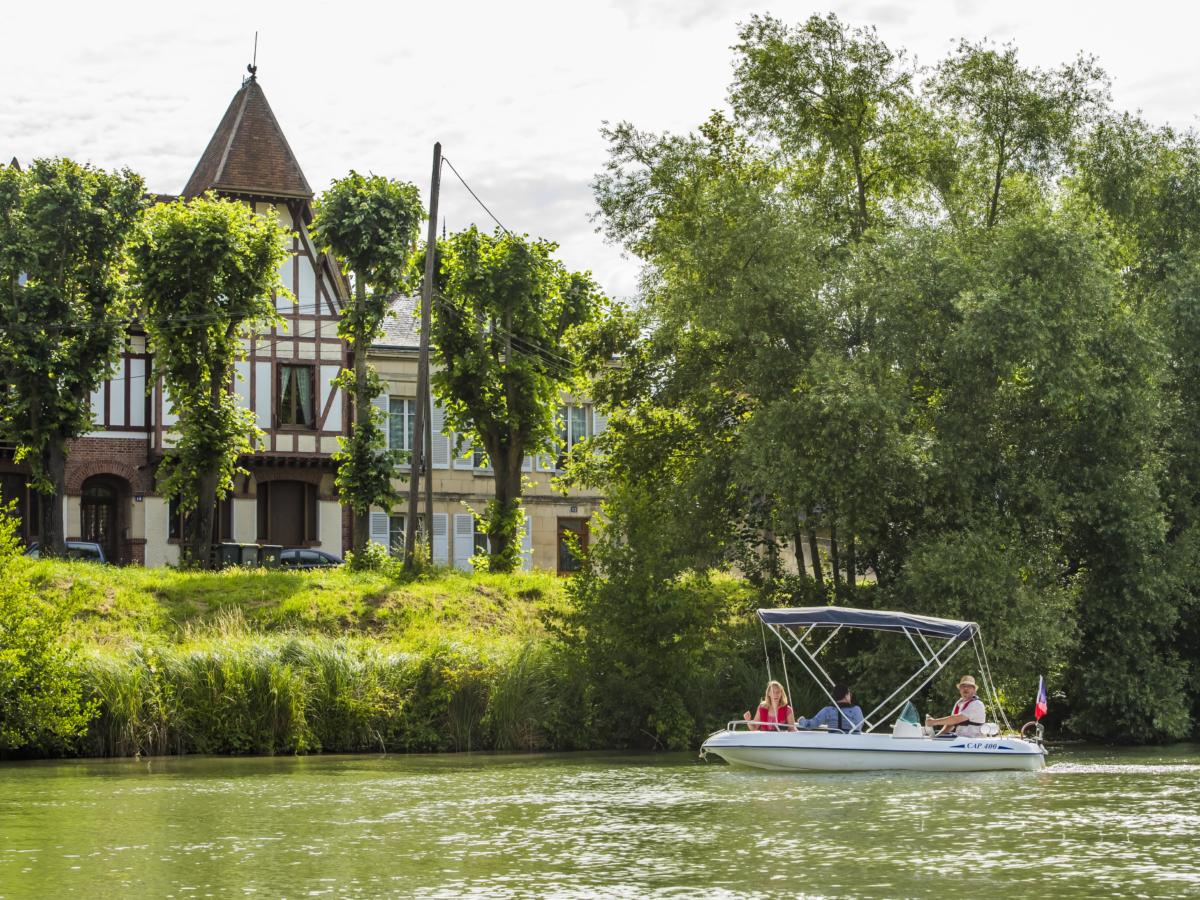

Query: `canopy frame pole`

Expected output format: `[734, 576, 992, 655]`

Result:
[776, 624, 836, 687]
[777, 631, 793, 712]
[902, 627, 932, 666]
[811, 624, 843, 658]
[759, 617, 772, 684]
[916, 631, 937, 660]
[769, 624, 859, 731]
[863, 634, 973, 731]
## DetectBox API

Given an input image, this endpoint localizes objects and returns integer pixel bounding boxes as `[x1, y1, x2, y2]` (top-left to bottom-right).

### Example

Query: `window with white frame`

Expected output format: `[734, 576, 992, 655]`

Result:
[388, 515, 405, 556]
[556, 404, 589, 470]
[388, 398, 415, 453]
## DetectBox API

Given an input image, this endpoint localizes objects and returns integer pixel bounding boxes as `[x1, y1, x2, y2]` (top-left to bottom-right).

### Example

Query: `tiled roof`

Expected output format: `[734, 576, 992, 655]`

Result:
[182, 78, 312, 200]
[376, 294, 420, 349]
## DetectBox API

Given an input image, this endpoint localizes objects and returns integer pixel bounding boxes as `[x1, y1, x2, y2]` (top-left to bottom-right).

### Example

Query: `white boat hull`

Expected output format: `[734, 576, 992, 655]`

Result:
[701, 729, 1045, 772]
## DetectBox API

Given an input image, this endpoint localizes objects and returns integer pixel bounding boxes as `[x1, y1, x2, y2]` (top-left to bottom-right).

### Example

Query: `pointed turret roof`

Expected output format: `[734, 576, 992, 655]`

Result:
[182, 77, 312, 200]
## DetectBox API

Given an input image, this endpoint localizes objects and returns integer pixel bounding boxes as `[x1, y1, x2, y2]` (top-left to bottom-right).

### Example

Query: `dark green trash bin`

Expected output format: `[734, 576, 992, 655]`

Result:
[213, 542, 242, 569]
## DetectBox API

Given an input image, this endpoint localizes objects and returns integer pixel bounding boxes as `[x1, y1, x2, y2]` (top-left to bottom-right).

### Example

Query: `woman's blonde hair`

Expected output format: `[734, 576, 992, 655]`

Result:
[760, 680, 789, 707]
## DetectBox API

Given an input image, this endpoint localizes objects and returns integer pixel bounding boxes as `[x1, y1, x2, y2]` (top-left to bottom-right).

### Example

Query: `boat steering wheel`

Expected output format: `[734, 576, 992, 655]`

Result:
[1020, 720, 1044, 742]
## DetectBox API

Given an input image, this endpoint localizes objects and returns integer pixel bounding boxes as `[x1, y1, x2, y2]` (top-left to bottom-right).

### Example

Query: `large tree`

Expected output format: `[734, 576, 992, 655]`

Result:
[587, 16, 1197, 742]
[929, 40, 1107, 228]
[432, 227, 608, 572]
[130, 195, 288, 568]
[310, 172, 424, 557]
[0, 158, 146, 556]
[730, 12, 917, 242]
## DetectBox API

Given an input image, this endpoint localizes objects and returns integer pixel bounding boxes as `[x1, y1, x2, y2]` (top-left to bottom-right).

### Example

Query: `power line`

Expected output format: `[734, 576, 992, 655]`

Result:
[441, 156, 512, 236]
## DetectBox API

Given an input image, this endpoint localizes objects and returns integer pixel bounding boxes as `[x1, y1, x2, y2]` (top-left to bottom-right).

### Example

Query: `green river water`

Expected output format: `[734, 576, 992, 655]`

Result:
[2, 744, 1198, 898]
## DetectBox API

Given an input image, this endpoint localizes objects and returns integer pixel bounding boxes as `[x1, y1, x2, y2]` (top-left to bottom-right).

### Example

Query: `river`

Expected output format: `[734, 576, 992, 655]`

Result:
[2, 744, 1198, 898]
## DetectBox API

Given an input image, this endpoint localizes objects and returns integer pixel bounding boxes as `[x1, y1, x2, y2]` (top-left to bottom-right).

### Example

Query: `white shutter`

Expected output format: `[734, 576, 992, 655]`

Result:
[432, 513, 449, 565]
[369, 510, 391, 549]
[522, 453, 533, 472]
[535, 453, 553, 472]
[521, 509, 533, 570]
[453, 513, 474, 571]
[235, 361, 251, 414]
[430, 397, 450, 468]
[372, 394, 390, 448]
[591, 406, 608, 436]
[454, 433, 474, 470]
[254, 362, 272, 429]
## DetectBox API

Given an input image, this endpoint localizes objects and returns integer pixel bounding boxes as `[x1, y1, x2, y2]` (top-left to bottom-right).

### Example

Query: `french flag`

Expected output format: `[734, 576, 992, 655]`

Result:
[1035, 676, 1048, 721]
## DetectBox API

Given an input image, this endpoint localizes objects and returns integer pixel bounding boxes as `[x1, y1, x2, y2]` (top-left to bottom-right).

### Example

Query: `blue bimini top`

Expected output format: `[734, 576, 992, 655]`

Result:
[757, 606, 978, 642]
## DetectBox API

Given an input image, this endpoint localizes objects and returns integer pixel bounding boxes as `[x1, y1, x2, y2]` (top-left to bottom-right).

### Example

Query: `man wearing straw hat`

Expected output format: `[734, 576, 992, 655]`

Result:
[926, 675, 987, 737]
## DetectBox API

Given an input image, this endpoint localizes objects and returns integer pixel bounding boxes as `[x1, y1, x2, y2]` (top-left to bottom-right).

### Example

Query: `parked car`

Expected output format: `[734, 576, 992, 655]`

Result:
[279, 548, 343, 570]
[23, 541, 107, 563]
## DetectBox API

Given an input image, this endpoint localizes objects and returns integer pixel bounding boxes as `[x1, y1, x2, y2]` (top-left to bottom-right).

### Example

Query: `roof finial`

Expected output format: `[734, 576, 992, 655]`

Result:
[246, 32, 259, 82]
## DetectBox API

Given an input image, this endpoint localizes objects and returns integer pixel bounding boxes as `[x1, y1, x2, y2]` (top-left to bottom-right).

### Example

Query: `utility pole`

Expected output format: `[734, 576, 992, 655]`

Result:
[405, 142, 441, 568]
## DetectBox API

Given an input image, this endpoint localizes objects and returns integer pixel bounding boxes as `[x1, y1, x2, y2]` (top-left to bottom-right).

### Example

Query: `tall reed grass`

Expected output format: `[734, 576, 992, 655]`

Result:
[76, 633, 571, 757]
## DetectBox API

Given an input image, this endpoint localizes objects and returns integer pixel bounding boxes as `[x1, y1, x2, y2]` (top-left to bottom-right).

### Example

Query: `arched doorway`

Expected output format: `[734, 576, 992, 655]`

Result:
[81, 476, 125, 564]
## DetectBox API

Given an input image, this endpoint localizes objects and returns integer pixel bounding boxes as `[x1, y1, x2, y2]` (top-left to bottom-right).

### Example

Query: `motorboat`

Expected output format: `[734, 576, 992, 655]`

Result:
[700, 606, 1046, 772]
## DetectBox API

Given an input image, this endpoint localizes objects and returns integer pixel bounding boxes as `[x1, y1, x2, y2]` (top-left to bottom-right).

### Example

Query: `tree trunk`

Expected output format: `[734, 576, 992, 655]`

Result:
[185, 470, 220, 568]
[38, 438, 68, 557]
[847, 530, 856, 588]
[987, 135, 1008, 229]
[352, 277, 370, 556]
[829, 521, 841, 597]
[486, 440, 524, 573]
[763, 526, 780, 586]
[851, 144, 869, 238]
[805, 517, 824, 587]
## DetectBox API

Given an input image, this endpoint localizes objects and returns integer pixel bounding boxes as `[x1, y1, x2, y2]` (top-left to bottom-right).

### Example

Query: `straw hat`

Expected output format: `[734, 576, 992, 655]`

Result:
[957, 675, 978, 689]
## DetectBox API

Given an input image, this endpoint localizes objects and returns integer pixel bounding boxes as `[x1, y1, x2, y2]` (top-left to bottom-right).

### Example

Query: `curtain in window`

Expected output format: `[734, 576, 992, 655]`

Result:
[389, 399, 404, 449]
[570, 406, 587, 448]
[296, 369, 313, 426]
[279, 366, 295, 424]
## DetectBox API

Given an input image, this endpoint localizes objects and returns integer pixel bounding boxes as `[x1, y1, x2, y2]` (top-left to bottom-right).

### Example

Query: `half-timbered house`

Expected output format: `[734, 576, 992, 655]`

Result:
[2, 73, 352, 565]
[3, 71, 609, 571]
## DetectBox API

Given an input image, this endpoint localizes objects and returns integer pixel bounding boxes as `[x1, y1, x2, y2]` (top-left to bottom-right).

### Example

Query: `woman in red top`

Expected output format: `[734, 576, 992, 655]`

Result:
[743, 680, 797, 732]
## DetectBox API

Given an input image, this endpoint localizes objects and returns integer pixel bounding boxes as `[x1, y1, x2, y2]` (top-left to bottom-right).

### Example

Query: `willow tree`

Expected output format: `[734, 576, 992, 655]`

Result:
[131, 196, 288, 568]
[310, 172, 424, 556]
[432, 227, 607, 572]
[0, 158, 146, 556]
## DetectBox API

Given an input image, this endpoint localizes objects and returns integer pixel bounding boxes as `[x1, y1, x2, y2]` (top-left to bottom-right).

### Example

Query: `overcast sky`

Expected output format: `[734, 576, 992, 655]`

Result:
[3, 0, 1198, 300]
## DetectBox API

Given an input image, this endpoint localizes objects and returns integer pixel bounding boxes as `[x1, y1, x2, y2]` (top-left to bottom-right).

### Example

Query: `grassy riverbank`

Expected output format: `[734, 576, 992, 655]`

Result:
[7, 557, 760, 759]
[14, 559, 586, 757]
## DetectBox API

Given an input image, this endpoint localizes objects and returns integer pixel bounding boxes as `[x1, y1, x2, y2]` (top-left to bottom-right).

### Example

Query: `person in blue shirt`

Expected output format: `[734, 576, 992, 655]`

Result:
[798, 684, 865, 733]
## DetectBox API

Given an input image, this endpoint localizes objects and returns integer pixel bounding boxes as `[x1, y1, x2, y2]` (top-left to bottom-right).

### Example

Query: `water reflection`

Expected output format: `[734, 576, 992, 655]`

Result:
[1, 746, 1198, 898]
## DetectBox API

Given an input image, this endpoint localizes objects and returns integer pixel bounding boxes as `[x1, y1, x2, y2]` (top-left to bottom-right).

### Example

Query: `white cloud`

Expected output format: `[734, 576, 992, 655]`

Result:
[4, 0, 1200, 299]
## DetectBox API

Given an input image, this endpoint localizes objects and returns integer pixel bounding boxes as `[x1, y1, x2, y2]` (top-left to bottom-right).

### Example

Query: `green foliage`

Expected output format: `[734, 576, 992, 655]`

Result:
[551, 485, 759, 750]
[731, 13, 916, 240]
[130, 195, 288, 567]
[331, 366, 402, 518]
[0, 508, 94, 755]
[0, 158, 146, 553]
[586, 15, 1197, 742]
[311, 172, 424, 551]
[929, 40, 1108, 228]
[431, 227, 610, 571]
[310, 171, 424, 309]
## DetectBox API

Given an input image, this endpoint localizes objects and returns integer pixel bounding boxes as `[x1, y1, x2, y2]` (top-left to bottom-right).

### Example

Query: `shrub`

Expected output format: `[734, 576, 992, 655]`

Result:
[0, 508, 95, 755]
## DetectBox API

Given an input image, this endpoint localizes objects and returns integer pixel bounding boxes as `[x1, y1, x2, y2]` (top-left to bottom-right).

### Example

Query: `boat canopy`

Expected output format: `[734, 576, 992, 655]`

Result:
[758, 606, 977, 642]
